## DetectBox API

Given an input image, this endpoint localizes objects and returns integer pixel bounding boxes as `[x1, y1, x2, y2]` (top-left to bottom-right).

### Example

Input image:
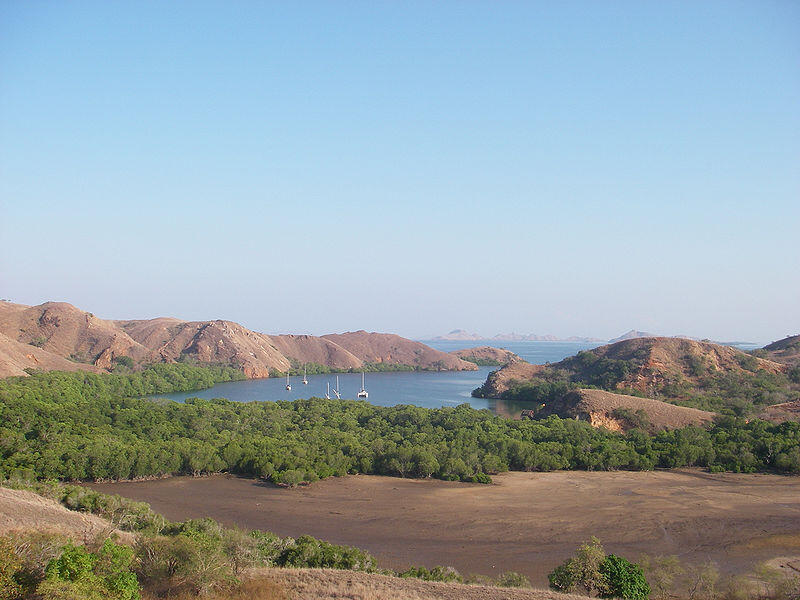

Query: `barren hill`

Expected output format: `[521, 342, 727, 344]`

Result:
[322, 331, 474, 371]
[760, 334, 800, 366]
[0, 487, 131, 544]
[450, 346, 520, 365]
[536, 389, 716, 432]
[0, 301, 475, 379]
[757, 400, 800, 424]
[0, 331, 102, 378]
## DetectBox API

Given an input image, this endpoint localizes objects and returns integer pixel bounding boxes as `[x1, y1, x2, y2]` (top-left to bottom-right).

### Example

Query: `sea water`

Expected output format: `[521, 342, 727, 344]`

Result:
[148, 340, 602, 416]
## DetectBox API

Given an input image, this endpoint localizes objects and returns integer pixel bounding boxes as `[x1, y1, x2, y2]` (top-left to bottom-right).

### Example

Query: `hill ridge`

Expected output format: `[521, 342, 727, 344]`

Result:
[0, 301, 475, 378]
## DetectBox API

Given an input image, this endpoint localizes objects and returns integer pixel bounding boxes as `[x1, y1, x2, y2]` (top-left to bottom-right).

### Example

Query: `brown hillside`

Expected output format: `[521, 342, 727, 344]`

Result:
[0, 301, 151, 368]
[0, 301, 474, 378]
[0, 332, 101, 378]
[119, 318, 291, 378]
[322, 331, 476, 371]
[760, 334, 800, 366]
[0, 487, 131, 544]
[478, 360, 545, 396]
[757, 400, 800, 424]
[537, 389, 716, 433]
[479, 337, 787, 398]
[450, 346, 520, 365]
[578, 337, 785, 395]
[269, 334, 362, 371]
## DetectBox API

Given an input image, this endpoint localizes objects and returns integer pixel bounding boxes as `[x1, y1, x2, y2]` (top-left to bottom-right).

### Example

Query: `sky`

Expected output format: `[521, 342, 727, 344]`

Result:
[1, 2, 798, 344]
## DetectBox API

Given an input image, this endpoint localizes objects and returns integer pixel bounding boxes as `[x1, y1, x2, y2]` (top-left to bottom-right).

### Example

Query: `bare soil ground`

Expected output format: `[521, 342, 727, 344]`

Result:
[88, 470, 800, 585]
[255, 568, 593, 600]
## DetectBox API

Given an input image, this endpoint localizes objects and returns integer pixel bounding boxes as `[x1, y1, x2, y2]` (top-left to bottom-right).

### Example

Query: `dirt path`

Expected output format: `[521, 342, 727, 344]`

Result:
[88, 470, 800, 585]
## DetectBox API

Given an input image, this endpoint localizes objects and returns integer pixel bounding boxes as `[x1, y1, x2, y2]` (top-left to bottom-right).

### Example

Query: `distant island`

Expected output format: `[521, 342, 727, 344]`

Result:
[432, 328, 755, 346]
[431, 329, 604, 343]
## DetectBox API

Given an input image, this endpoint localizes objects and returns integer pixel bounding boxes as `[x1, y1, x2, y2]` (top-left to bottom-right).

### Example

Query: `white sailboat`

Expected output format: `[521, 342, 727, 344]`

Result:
[325, 382, 331, 400]
[302, 365, 308, 385]
[357, 371, 368, 398]
[333, 375, 341, 399]
[285, 370, 291, 391]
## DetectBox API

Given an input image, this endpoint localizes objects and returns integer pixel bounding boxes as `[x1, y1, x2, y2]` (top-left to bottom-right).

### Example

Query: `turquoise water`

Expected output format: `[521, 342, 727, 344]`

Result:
[149, 340, 601, 416]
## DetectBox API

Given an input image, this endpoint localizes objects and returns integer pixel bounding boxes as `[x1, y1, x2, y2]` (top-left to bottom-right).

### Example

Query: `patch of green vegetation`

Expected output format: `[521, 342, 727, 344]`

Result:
[571, 351, 640, 389]
[279, 361, 417, 377]
[549, 538, 650, 600]
[67, 352, 93, 364]
[111, 355, 134, 369]
[2, 535, 140, 600]
[611, 408, 651, 431]
[460, 357, 507, 366]
[28, 336, 48, 348]
[1, 368, 799, 486]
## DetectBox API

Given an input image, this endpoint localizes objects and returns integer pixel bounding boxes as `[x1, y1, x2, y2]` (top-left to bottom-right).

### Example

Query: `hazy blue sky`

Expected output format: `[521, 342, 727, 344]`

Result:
[1, 2, 798, 343]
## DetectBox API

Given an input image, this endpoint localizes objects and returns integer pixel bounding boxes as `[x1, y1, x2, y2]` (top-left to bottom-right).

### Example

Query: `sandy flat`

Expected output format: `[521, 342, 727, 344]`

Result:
[88, 470, 800, 585]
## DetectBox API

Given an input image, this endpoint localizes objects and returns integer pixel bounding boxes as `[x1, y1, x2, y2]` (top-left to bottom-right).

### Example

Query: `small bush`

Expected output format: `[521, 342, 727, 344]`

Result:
[398, 565, 463, 583]
[29, 336, 47, 348]
[496, 571, 531, 588]
[43, 540, 140, 600]
[600, 554, 651, 600]
[277, 535, 377, 571]
[0, 536, 25, 600]
[549, 538, 650, 599]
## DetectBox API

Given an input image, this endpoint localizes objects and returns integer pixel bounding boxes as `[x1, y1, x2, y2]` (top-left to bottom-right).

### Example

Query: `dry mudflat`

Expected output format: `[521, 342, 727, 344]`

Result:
[89, 470, 800, 586]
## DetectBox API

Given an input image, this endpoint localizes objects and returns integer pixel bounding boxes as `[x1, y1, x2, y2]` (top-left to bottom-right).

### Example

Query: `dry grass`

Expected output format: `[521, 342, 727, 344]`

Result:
[141, 578, 287, 600]
[0, 487, 133, 544]
[258, 568, 592, 600]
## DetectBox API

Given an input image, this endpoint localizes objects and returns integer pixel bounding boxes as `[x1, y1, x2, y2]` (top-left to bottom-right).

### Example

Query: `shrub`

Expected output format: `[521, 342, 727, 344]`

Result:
[549, 538, 650, 599]
[398, 565, 462, 583]
[0, 536, 25, 600]
[112, 356, 134, 369]
[548, 537, 609, 595]
[638, 554, 683, 600]
[278, 535, 377, 571]
[29, 336, 47, 348]
[44, 540, 140, 600]
[496, 571, 531, 587]
[135, 534, 233, 596]
[277, 469, 306, 487]
[600, 554, 651, 600]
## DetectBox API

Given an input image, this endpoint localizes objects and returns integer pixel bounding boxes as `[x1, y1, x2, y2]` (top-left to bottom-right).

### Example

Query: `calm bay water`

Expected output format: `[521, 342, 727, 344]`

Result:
[149, 340, 602, 417]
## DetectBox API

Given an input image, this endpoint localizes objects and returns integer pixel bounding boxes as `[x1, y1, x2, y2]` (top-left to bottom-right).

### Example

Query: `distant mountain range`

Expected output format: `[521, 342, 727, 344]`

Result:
[432, 328, 755, 346]
[431, 329, 608, 343]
